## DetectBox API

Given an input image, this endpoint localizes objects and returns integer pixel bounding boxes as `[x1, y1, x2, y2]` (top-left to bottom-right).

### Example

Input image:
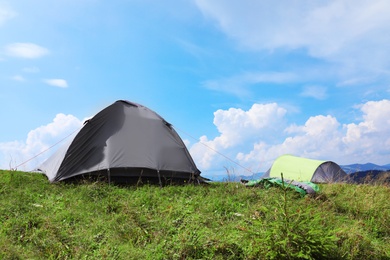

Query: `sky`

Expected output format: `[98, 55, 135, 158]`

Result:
[1, 0, 390, 179]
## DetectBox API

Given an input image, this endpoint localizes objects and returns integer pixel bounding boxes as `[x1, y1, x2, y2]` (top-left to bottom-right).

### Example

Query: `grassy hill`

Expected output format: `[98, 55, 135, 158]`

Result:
[0, 170, 389, 259]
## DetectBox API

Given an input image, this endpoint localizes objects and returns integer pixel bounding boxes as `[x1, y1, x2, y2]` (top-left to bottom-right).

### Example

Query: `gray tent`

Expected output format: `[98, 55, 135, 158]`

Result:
[37, 100, 202, 184]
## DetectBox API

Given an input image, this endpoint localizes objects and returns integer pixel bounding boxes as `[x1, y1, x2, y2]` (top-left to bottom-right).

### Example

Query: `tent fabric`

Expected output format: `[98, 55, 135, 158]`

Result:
[263, 154, 347, 183]
[243, 178, 320, 196]
[310, 161, 347, 183]
[37, 100, 201, 183]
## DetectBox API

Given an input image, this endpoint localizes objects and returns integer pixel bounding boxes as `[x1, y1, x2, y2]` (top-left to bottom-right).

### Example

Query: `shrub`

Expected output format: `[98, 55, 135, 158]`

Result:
[257, 174, 338, 259]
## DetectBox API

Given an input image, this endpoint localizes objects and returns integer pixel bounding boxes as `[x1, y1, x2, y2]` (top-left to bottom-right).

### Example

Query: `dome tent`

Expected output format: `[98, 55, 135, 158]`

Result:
[263, 154, 347, 183]
[37, 100, 202, 184]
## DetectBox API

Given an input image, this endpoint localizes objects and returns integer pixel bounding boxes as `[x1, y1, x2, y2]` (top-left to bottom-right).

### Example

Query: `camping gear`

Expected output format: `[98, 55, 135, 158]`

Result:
[263, 154, 347, 183]
[37, 100, 202, 184]
[243, 178, 319, 196]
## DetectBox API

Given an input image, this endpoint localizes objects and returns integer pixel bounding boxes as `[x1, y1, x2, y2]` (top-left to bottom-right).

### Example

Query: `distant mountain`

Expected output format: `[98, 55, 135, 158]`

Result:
[341, 163, 390, 173]
[348, 170, 390, 184]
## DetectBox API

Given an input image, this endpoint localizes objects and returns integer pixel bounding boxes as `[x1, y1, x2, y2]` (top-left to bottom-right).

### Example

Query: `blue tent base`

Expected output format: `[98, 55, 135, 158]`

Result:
[242, 177, 320, 196]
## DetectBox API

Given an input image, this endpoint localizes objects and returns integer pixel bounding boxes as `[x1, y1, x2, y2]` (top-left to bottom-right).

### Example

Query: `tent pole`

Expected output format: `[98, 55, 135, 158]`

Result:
[157, 170, 162, 187]
[107, 168, 111, 185]
[137, 169, 143, 187]
[194, 172, 200, 185]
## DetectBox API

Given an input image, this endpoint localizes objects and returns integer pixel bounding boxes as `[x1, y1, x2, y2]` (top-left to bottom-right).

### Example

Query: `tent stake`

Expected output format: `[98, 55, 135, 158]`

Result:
[107, 168, 111, 185]
[157, 170, 162, 187]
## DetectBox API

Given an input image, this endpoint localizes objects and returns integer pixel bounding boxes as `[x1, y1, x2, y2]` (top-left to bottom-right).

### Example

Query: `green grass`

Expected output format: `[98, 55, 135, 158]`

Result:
[0, 170, 389, 259]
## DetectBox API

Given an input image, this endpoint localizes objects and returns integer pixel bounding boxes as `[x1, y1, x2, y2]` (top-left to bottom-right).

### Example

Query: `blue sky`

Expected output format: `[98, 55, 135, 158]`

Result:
[1, 1, 390, 179]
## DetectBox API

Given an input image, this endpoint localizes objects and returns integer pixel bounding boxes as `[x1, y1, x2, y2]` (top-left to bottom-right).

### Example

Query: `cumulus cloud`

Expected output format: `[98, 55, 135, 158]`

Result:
[44, 79, 68, 88]
[190, 99, 390, 177]
[239, 115, 343, 167]
[4, 43, 49, 59]
[0, 114, 82, 171]
[190, 103, 287, 170]
[342, 99, 390, 160]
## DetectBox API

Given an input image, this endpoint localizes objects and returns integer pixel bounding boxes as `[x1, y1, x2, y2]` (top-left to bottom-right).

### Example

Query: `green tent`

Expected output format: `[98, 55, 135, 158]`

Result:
[263, 154, 347, 183]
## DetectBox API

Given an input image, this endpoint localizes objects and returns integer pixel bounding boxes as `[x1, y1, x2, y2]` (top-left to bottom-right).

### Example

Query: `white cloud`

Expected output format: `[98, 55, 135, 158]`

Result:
[342, 99, 390, 160]
[182, 138, 191, 148]
[213, 103, 287, 146]
[195, 1, 390, 78]
[4, 43, 49, 59]
[23, 67, 40, 73]
[11, 75, 25, 82]
[235, 114, 343, 173]
[2, 101, 389, 177]
[190, 135, 219, 170]
[0, 114, 82, 171]
[300, 85, 328, 100]
[195, 1, 390, 54]
[190, 103, 287, 170]
[259, 115, 342, 160]
[0, 4, 16, 26]
[203, 71, 297, 96]
[44, 79, 68, 88]
[190, 99, 390, 177]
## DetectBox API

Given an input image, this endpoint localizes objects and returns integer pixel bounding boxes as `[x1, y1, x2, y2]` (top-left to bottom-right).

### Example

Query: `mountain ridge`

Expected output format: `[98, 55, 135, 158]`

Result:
[340, 163, 390, 173]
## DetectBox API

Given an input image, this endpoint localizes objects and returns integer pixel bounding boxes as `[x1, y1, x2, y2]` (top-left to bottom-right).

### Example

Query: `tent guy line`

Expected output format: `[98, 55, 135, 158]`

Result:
[36, 100, 203, 183]
[174, 125, 255, 175]
[14, 127, 81, 170]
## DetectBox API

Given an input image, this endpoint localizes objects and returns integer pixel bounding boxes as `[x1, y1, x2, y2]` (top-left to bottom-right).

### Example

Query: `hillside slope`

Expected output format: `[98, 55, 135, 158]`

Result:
[0, 170, 389, 259]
